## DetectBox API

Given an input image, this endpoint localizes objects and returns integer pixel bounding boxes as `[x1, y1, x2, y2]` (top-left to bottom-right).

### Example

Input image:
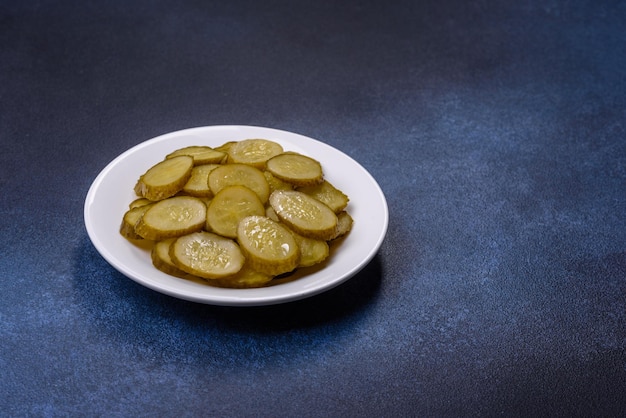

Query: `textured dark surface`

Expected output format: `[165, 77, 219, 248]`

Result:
[2, 0, 626, 416]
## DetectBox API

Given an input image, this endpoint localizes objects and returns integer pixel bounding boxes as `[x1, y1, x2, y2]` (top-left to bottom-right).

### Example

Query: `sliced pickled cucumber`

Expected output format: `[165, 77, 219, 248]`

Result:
[292, 233, 330, 267]
[120, 204, 153, 240]
[227, 138, 283, 168]
[332, 210, 354, 239]
[213, 141, 237, 154]
[121, 138, 354, 288]
[237, 215, 300, 276]
[197, 196, 213, 208]
[134, 155, 194, 201]
[182, 164, 220, 197]
[263, 170, 294, 193]
[206, 185, 265, 238]
[266, 152, 323, 187]
[298, 180, 349, 213]
[213, 263, 273, 288]
[265, 205, 280, 222]
[129, 197, 152, 209]
[170, 231, 245, 279]
[269, 190, 338, 240]
[134, 196, 206, 241]
[166, 146, 227, 165]
[208, 163, 270, 203]
[151, 238, 187, 278]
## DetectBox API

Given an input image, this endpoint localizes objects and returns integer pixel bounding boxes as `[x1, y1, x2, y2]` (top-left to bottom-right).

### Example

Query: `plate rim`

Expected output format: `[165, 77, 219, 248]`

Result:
[84, 125, 388, 306]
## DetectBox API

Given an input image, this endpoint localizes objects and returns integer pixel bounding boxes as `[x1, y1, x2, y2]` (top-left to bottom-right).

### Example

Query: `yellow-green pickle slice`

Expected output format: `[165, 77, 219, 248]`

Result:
[269, 190, 338, 240]
[237, 215, 300, 276]
[134, 155, 194, 201]
[170, 231, 245, 279]
[134, 196, 206, 241]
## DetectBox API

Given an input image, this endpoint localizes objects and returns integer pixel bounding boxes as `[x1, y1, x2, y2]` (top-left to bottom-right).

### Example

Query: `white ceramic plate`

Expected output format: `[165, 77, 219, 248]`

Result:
[84, 125, 388, 306]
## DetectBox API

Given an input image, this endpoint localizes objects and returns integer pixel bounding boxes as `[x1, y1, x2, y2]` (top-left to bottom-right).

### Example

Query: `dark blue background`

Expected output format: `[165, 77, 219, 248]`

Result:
[2, 0, 625, 416]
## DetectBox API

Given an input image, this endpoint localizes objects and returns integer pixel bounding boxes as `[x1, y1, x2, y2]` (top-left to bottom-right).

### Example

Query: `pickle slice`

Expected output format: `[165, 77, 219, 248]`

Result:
[269, 190, 338, 240]
[266, 152, 323, 187]
[213, 141, 237, 154]
[182, 164, 220, 197]
[263, 170, 294, 193]
[237, 216, 300, 276]
[170, 231, 245, 279]
[265, 206, 280, 222]
[120, 204, 153, 240]
[129, 198, 152, 209]
[206, 185, 265, 238]
[134, 196, 206, 241]
[134, 155, 194, 201]
[208, 163, 270, 203]
[298, 180, 349, 213]
[166, 146, 227, 165]
[332, 210, 354, 239]
[227, 138, 284, 168]
[151, 238, 187, 278]
[213, 263, 273, 288]
[292, 233, 330, 267]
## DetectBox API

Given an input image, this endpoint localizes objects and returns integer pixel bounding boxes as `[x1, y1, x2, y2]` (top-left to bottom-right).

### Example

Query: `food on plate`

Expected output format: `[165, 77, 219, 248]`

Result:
[206, 185, 265, 238]
[291, 233, 329, 267]
[151, 238, 186, 278]
[226, 138, 284, 168]
[265, 152, 323, 187]
[120, 204, 153, 240]
[334, 211, 354, 239]
[134, 155, 193, 201]
[165, 145, 227, 165]
[182, 164, 220, 197]
[269, 190, 338, 240]
[134, 196, 207, 241]
[208, 163, 270, 203]
[169, 231, 245, 279]
[120, 138, 352, 288]
[128, 197, 152, 209]
[298, 180, 349, 213]
[237, 215, 300, 276]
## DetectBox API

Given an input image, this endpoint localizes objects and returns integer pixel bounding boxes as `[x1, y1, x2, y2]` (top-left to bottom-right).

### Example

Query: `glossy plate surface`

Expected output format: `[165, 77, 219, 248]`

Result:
[84, 125, 388, 306]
